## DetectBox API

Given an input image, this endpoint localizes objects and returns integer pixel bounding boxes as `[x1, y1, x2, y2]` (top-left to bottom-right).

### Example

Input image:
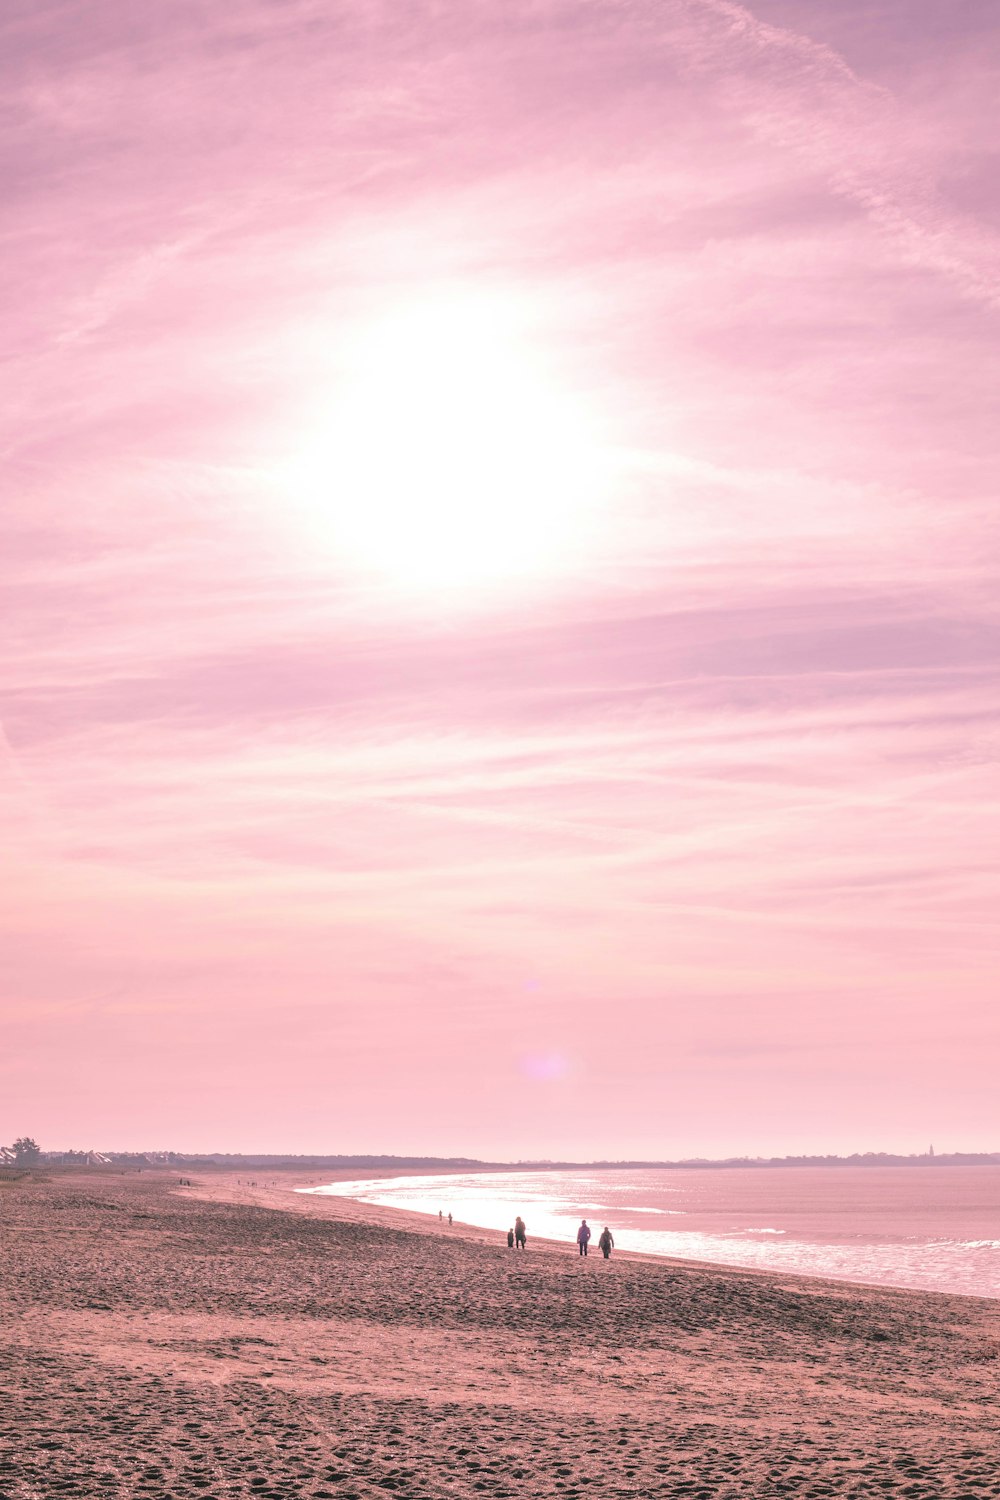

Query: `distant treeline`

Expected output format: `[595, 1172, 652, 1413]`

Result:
[170, 1154, 492, 1169]
[647, 1153, 1000, 1169]
[36, 1148, 1000, 1171]
[145, 1151, 1000, 1170]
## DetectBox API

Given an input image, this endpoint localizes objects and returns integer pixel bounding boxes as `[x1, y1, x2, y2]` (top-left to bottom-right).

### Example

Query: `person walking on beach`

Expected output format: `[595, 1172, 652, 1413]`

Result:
[514, 1216, 527, 1250]
[598, 1226, 614, 1259]
[577, 1219, 591, 1256]
[448, 1212, 453, 1227]
[507, 1227, 515, 1249]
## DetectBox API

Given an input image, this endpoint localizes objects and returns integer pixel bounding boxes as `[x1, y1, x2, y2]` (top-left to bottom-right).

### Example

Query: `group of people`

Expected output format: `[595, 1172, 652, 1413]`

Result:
[506, 1216, 615, 1258]
[506, 1216, 527, 1249]
[438, 1205, 616, 1257]
[576, 1218, 615, 1257]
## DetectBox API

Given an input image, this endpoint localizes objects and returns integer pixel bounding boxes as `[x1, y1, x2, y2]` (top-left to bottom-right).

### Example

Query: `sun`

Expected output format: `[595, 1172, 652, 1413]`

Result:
[282, 292, 608, 593]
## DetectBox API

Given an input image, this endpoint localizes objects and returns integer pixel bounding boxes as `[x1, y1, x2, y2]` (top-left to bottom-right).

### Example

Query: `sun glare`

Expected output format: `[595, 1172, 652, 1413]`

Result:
[283, 294, 608, 593]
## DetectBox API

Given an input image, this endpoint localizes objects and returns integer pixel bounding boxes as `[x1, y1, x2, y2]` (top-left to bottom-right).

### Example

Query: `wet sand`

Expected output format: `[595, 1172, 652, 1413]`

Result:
[2, 1168, 998, 1498]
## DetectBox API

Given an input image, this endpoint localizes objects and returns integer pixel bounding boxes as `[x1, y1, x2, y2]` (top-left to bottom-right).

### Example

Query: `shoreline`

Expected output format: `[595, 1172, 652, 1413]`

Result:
[192, 1165, 1000, 1308]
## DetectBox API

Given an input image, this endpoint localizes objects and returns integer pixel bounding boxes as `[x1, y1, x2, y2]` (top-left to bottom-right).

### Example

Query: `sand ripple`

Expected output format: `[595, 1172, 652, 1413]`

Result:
[1, 1171, 998, 1498]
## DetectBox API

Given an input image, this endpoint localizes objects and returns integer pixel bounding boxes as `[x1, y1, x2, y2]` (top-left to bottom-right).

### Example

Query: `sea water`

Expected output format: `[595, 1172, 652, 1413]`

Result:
[303, 1165, 1000, 1299]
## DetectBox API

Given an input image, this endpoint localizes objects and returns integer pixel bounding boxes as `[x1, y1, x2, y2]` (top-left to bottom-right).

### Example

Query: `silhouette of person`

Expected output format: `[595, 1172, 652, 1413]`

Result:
[439, 1209, 443, 1221]
[448, 1211, 453, 1227]
[598, 1226, 614, 1259]
[577, 1219, 591, 1256]
[515, 1216, 527, 1250]
[507, 1227, 515, 1249]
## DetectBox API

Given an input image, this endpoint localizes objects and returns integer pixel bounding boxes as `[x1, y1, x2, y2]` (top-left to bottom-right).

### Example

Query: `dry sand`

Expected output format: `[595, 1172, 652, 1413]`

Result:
[2, 1168, 998, 1498]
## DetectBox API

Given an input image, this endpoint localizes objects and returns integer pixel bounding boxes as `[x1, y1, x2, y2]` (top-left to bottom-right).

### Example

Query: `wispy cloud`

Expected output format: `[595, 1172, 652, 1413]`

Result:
[2, 0, 997, 1154]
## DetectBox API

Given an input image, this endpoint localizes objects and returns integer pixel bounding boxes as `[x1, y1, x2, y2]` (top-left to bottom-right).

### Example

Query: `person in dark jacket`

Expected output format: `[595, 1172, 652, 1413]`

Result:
[598, 1226, 614, 1259]
[507, 1227, 515, 1249]
[577, 1219, 591, 1256]
[514, 1216, 527, 1249]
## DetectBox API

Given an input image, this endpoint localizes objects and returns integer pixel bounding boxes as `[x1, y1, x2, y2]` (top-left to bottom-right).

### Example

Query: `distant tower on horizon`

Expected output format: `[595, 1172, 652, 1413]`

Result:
[929, 1143, 935, 1157]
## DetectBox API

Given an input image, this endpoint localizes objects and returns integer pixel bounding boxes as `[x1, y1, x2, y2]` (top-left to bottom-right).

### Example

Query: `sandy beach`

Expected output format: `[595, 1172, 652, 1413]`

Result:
[2, 1169, 998, 1499]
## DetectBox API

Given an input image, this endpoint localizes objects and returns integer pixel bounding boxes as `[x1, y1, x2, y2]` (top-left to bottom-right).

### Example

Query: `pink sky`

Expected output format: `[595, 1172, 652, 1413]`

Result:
[3, 0, 998, 1159]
